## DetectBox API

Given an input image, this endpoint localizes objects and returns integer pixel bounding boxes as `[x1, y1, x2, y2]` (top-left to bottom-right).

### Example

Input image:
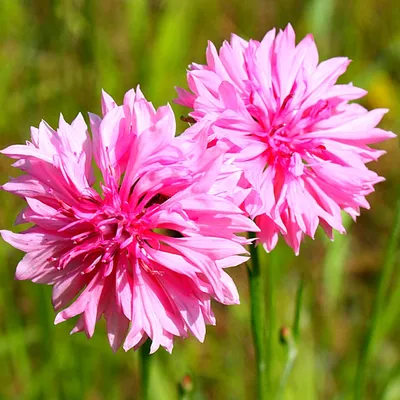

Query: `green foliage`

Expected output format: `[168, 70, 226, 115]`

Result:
[0, 1, 399, 399]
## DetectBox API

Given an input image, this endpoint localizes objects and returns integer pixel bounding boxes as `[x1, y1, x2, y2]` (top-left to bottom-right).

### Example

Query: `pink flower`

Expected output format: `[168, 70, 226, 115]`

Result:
[1, 88, 257, 353]
[176, 24, 396, 254]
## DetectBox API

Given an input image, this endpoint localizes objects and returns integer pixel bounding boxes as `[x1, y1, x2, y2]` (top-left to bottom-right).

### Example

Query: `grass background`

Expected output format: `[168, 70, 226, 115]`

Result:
[0, 0, 399, 399]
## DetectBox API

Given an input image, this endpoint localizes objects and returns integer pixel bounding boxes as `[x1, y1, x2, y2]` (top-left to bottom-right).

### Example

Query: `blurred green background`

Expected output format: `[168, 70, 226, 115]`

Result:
[0, 0, 399, 399]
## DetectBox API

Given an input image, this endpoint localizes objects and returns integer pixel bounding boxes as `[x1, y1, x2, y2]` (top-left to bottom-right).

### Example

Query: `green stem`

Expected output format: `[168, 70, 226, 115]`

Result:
[277, 278, 304, 399]
[276, 337, 297, 400]
[140, 339, 152, 400]
[178, 374, 193, 400]
[265, 250, 276, 394]
[293, 279, 304, 340]
[247, 231, 267, 399]
[354, 193, 400, 400]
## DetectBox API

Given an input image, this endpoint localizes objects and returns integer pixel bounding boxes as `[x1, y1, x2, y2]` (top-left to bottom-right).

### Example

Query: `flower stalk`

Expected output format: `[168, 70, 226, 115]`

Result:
[247, 232, 267, 399]
[276, 278, 304, 399]
[277, 327, 298, 400]
[140, 339, 152, 400]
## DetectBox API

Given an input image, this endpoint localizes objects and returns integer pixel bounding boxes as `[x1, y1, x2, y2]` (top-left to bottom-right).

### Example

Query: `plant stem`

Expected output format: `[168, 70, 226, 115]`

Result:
[140, 339, 152, 400]
[265, 250, 276, 394]
[247, 231, 267, 399]
[276, 336, 297, 400]
[276, 278, 304, 399]
[293, 278, 304, 340]
[354, 193, 400, 400]
[178, 374, 193, 400]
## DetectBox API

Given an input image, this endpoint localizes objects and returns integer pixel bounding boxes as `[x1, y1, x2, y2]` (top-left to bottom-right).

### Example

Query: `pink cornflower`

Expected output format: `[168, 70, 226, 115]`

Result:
[176, 24, 396, 254]
[1, 88, 257, 353]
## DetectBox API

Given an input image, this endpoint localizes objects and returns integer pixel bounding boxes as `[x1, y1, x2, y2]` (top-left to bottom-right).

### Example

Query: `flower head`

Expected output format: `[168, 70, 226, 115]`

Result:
[176, 24, 396, 254]
[1, 88, 257, 353]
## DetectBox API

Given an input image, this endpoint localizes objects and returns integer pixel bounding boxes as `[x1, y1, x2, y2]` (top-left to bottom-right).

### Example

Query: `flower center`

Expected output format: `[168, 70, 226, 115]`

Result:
[251, 93, 333, 167]
[48, 188, 172, 277]
[250, 93, 296, 165]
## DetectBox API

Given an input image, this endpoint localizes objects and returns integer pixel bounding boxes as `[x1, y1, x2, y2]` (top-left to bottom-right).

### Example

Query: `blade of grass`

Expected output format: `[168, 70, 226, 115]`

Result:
[0, 197, 34, 397]
[147, 0, 198, 104]
[126, 0, 150, 85]
[379, 362, 400, 400]
[354, 191, 400, 400]
[374, 276, 400, 349]
[323, 214, 352, 311]
[304, 0, 335, 53]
